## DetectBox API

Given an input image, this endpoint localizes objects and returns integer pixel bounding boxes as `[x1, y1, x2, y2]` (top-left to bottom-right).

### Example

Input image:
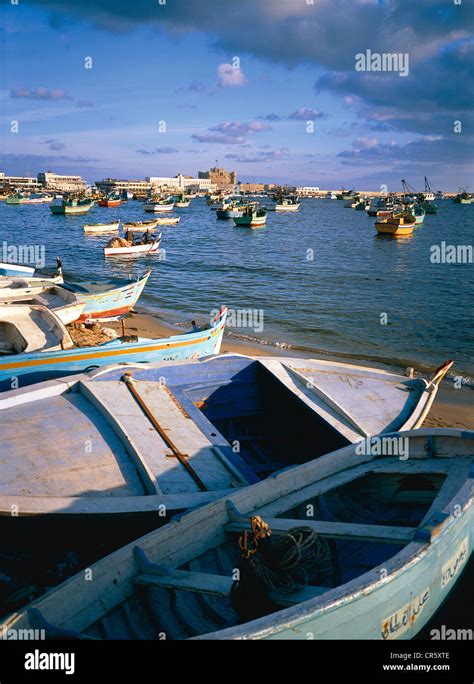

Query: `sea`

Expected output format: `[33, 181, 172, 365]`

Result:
[1, 196, 473, 380]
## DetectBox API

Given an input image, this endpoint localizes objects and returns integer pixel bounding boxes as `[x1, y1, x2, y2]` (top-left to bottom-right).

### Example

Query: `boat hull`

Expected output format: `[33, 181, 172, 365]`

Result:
[0, 263, 35, 277]
[0, 308, 227, 389]
[98, 200, 122, 207]
[63, 271, 151, 321]
[103, 239, 161, 256]
[144, 203, 175, 212]
[50, 203, 94, 215]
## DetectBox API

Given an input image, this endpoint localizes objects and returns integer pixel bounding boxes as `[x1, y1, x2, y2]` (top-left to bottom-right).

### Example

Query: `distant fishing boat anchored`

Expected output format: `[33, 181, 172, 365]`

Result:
[375, 211, 416, 236]
[83, 221, 120, 234]
[104, 233, 162, 257]
[50, 197, 94, 215]
[144, 197, 175, 212]
[234, 205, 268, 227]
[452, 188, 472, 204]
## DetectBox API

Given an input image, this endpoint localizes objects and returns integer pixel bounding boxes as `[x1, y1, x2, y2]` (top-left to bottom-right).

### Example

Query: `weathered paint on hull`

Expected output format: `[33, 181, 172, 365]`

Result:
[0, 311, 227, 389]
[74, 273, 150, 320]
[261, 509, 472, 640]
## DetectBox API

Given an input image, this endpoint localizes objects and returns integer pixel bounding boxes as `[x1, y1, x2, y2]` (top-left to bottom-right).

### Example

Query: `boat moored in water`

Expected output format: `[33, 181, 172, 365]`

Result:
[375, 212, 416, 236]
[83, 221, 120, 234]
[50, 198, 95, 215]
[103, 233, 162, 256]
[2, 426, 471, 640]
[234, 206, 267, 227]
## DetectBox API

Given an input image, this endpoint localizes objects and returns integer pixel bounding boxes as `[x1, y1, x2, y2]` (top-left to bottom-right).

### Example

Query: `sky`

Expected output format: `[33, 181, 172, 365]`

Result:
[0, 0, 473, 190]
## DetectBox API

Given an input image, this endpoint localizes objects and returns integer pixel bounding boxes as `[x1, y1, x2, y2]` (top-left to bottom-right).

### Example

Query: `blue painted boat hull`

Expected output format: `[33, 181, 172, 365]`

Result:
[0, 263, 35, 277]
[0, 308, 227, 391]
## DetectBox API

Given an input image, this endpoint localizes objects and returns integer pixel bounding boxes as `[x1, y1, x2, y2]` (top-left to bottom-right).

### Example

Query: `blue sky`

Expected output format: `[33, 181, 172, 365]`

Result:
[1, 0, 473, 190]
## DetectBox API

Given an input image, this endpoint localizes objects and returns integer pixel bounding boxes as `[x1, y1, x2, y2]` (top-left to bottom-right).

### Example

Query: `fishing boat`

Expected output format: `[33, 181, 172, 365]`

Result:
[83, 221, 120, 234]
[234, 206, 267, 227]
[420, 201, 438, 215]
[144, 198, 175, 213]
[272, 196, 300, 212]
[435, 191, 444, 201]
[50, 198, 94, 215]
[413, 206, 426, 225]
[355, 199, 370, 211]
[0, 275, 64, 301]
[0, 304, 74, 359]
[0, 286, 84, 325]
[174, 195, 191, 208]
[452, 191, 472, 204]
[0, 353, 452, 513]
[122, 220, 160, 231]
[421, 177, 436, 202]
[216, 201, 248, 220]
[375, 212, 416, 237]
[0, 306, 227, 392]
[61, 271, 150, 320]
[367, 198, 388, 217]
[5, 192, 28, 205]
[4, 426, 471, 640]
[21, 192, 53, 204]
[104, 234, 162, 257]
[0, 262, 35, 277]
[152, 216, 180, 226]
[98, 193, 122, 208]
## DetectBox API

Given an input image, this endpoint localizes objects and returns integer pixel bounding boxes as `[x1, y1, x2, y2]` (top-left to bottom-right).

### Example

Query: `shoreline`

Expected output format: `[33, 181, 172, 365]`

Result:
[108, 308, 474, 431]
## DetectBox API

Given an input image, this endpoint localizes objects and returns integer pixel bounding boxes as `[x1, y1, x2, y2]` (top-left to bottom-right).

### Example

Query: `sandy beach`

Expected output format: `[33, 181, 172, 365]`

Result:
[108, 309, 474, 431]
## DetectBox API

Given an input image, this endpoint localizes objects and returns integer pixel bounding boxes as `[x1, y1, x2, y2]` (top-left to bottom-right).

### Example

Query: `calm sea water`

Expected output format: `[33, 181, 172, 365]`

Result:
[1, 197, 473, 377]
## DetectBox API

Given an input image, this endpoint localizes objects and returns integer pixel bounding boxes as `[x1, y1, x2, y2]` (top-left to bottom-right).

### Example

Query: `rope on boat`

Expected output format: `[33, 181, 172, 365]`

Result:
[231, 516, 333, 620]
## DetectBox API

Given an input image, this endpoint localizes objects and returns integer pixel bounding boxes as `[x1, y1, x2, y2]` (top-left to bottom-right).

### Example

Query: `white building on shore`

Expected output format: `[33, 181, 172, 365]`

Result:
[37, 171, 86, 193]
[147, 174, 212, 193]
[0, 172, 42, 192]
[95, 178, 152, 196]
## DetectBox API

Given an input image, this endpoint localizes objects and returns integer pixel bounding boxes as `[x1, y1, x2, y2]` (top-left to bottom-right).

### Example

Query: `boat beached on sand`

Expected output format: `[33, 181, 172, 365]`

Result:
[61, 271, 151, 321]
[0, 353, 452, 515]
[2, 426, 471, 640]
[0, 306, 228, 391]
[0, 286, 84, 325]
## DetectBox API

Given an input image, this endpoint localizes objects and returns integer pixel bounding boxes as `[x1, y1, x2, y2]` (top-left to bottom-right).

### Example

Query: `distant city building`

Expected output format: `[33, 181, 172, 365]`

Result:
[38, 171, 86, 192]
[296, 186, 320, 195]
[147, 174, 212, 192]
[96, 178, 152, 196]
[198, 166, 237, 189]
[238, 182, 276, 193]
[0, 172, 41, 192]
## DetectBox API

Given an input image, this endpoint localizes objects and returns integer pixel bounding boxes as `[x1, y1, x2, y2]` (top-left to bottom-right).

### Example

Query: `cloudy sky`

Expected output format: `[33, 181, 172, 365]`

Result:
[1, 0, 472, 190]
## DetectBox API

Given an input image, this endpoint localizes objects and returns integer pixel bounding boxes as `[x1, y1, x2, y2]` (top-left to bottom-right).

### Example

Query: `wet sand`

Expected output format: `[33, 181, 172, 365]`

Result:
[109, 310, 474, 430]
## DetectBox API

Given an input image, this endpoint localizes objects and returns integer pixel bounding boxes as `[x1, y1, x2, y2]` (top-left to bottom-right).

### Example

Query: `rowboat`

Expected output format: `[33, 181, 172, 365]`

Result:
[0, 353, 452, 512]
[4, 426, 471, 640]
[61, 271, 150, 320]
[153, 216, 180, 226]
[234, 207, 267, 227]
[174, 196, 191, 208]
[83, 221, 120, 234]
[98, 193, 122, 208]
[0, 263, 35, 277]
[413, 206, 426, 225]
[0, 304, 74, 359]
[20, 193, 52, 204]
[0, 275, 63, 301]
[0, 306, 227, 391]
[103, 234, 162, 257]
[144, 198, 175, 212]
[122, 220, 160, 231]
[0, 286, 84, 325]
[375, 212, 416, 236]
[272, 197, 300, 212]
[452, 192, 472, 204]
[50, 199, 94, 215]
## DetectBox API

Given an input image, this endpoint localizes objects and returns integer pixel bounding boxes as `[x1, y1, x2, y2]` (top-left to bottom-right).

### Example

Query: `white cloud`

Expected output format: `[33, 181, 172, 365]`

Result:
[217, 63, 246, 88]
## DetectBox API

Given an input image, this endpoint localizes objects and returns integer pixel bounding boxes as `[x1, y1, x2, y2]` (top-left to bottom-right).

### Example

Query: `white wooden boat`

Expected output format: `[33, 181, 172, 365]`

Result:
[83, 221, 120, 234]
[0, 263, 35, 277]
[0, 304, 74, 357]
[0, 286, 84, 325]
[174, 200, 191, 208]
[0, 354, 452, 517]
[0, 275, 63, 300]
[153, 216, 180, 226]
[104, 234, 162, 257]
[144, 200, 175, 213]
[3, 428, 472, 640]
[122, 220, 160, 231]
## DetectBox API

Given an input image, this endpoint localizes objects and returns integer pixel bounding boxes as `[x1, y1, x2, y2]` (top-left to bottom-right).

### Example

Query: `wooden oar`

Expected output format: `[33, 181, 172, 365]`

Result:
[121, 371, 207, 492]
